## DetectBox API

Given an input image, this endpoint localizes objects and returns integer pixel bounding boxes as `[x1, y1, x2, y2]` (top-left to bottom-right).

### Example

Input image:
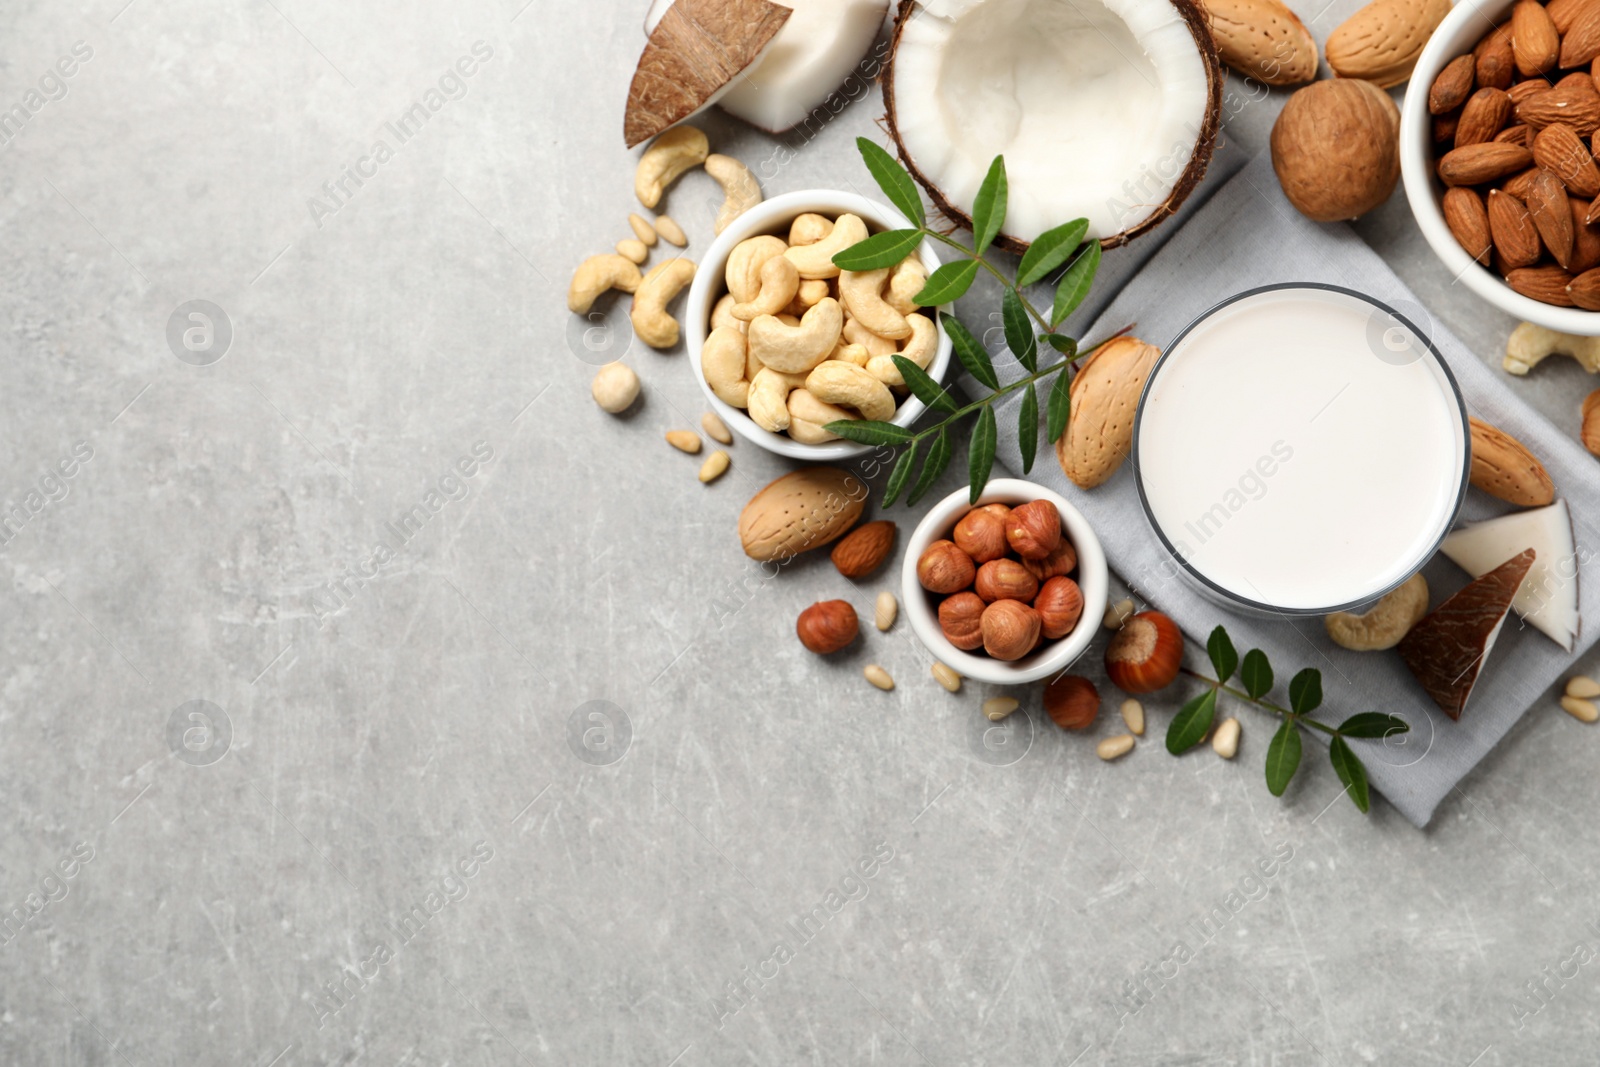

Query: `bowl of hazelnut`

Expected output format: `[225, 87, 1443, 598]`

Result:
[901, 479, 1108, 685]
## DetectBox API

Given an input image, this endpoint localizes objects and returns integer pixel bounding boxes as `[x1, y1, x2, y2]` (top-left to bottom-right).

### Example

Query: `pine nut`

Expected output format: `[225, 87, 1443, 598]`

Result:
[1103, 598, 1135, 630]
[616, 238, 648, 264]
[698, 450, 729, 483]
[666, 430, 701, 454]
[1212, 717, 1241, 758]
[1120, 698, 1144, 736]
[874, 590, 898, 632]
[864, 665, 894, 691]
[982, 696, 1018, 721]
[1561, 696, 1599, 723]
[628, 212, 658, 246]
[1097, 734, 1135, 760]
[931, 662, 961, 693]
[656, 214, 688, 247]
[701, 411, 733, 444]
[1567, 675, 1600, 699]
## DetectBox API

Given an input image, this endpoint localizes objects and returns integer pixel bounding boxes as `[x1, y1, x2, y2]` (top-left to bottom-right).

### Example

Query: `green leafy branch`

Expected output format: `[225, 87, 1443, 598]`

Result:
[1168, 626, 1411, 814]
[822, 138, 1108, 507]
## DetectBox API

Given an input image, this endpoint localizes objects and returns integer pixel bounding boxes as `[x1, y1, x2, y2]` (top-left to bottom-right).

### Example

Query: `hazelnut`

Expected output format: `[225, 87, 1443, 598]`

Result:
[1005, 500, 1061, 560]
[1104, 611, 1184, 693]
[953, 507, 1009, 563]
[974, 559, 1040, 603]
[938, 591, 986, 650]
[1022, 538, 1077, 582]
[1044, 674, 1100, 730]
[979, 503, 1013, 523]
[796, 600, 858, 654]
[980, 599, 1041, 661]
[917, 539, 976, 594]
[1034, 576, 1084, 639]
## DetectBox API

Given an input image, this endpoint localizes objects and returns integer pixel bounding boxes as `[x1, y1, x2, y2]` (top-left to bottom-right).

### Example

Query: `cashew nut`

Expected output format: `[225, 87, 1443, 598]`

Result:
[839, 267, 912, 340]
[731, 255, 800, 321]
[747, 367, 793, 433]
[885, 257, 928, 316]
[783, 213, 870, 279]
[843, 315, 897, 356]
[789, 213, 834, 246]
[568, 254, 644, 314]
[635, 126, 708, 209]
[866, 313, 938, 386]
[794, 279, 830, 309]
[705, 154, 763, 235]
[1505, 322, 1600, 376]
[701, 326, 751, 408]
[630, 257, 696, 349]
[806, 359, 897, 421]
[711, 294, 747, 334]
[787, 388, 857, 443]
[748, 298, 844, 374]
[725, 235, 789, 303]
[1324, 574, 1430, 651]
[832, 342, 871, 368]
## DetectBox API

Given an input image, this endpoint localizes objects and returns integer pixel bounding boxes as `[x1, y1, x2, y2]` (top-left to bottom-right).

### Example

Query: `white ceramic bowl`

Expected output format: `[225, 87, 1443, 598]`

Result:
[901, 479, 1109, 686]
[685, 189, 954, 460]
[1400, 0, 1600, 335]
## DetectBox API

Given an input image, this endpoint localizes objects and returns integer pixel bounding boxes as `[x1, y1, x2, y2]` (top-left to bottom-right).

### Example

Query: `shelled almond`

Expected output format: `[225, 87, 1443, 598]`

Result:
[1430, 0, 1600, 308]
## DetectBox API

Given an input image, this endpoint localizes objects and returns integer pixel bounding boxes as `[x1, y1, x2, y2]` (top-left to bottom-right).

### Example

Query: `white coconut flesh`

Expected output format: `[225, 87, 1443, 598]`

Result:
[892, 0, 1212, 241]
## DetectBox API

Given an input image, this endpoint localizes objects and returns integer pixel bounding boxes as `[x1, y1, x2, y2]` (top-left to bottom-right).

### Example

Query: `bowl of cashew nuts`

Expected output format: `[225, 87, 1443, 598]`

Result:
[686, 189, 953, 460]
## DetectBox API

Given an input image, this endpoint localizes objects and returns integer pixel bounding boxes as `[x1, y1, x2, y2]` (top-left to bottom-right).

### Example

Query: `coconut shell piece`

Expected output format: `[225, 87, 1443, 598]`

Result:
[1397, 548, 1537, 720]
[624, 0, 793, 148]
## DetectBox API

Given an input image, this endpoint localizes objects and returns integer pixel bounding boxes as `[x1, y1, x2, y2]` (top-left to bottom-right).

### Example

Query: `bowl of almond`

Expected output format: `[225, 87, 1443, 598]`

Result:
[901, 479, 1109, 685]
[1402, 0, 1600, 332]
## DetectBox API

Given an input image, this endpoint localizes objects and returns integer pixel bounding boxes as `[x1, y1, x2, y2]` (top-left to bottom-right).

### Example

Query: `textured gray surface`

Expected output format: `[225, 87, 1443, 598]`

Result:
[4, 1, 1600, 1065]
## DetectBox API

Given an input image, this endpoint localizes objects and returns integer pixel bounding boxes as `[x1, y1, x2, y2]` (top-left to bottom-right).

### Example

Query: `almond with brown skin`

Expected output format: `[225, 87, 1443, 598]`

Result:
[1570, 268, 1600, 308]
[1570, 197, 1600, 271]
[1469, 417, 1556, 506]
[1560, 71, 1597, 94]
[1549, 0, 1592, 33]
[1516, 83, 1600, 135]
[1489, 189, 1543, 266]
[1434, 110, 1461, 142]
[1508, 79, 1549, 106]
[1496, 123, 1532, 147]
[1532, 124, 1600, 197]
[1457, 87, 1514, 145]
[1444, 187, 1493, 264]
[1440, 141, 1533, 184]
[1528, 169, 1576, 267]
[1430, 53, 1477, 114]
[1506, 265, 1577, 304]
[1475, 23, 1516, 90]
[1562, 2, 1600, 67]
[829, 519, 896, 579]
[1503, 167, 1542, 198]
[1582, 387, 1600, 455]
[1513, 0, 1561, 75]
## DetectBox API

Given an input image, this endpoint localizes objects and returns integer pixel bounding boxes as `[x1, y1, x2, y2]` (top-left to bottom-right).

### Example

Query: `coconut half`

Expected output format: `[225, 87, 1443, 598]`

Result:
[885, 0, 1222, 250]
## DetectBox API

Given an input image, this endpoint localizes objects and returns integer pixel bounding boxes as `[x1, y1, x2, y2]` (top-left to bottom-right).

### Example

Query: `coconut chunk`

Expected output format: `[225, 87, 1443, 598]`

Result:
[1440, 500, 1581, 652]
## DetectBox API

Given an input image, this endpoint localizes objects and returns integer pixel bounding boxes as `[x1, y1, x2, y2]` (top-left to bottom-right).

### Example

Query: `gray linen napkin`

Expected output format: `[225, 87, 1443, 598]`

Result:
[977, 151, 1600, 827]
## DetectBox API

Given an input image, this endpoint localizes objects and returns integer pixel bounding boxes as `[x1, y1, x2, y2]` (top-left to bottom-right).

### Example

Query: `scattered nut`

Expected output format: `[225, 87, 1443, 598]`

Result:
[981, 600, 1041, 661]
[568, 253, 644, 315]
[1567, 675, 1600, 699]
[1097, 734, 1136, 761]
[1325, 574, 1430, 651]
[631, 257, 697, 349]
[701, 411, 733, 444]
[1271, 79, 1400, 222]
[1561, 695, 1599, 722]
[931, 662, 961, 693]
[938, 591, 986, 650]
[1045, 674, 1100, 730]
[1212, 717, 1241, 759]
[875, 590, 898, 632]
[616, 238, 648, 264]
[1120, 698, 1145, 736]
[628, 213, 658, 246]
[918, 540, 976, 594]
[983, 696, 1018, 721]
[1505, 323, 1600, 375]
[864, 664, 895, 691]
[635, 125, 708, 209]
[797, 600, 858, 654]
[1584, 389, 1600, 456]
[655, 214, 688, 247]
[1104, 611, 1184, 693]
[705, 154, 763, 234]
[698, 450, 729, 483]
[832, 521, 896, 580]
[1103, 598, 1135, 630]
[665, 430, 701, 454]
[591, 362, 640, 414]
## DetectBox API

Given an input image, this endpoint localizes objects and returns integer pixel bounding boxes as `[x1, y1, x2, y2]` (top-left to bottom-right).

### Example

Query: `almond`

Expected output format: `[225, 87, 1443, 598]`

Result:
[1468, 417, 1556, 506]
[1488, 188, 1543, 266]
[1559, 71, 1598, 94]
[1506, 264, 1578, 304]
[1582, 387, 1600, 455]
[829, 519, 896, 579]
[738, 467, 866, 561]
[1503, 166, 1542, 198]
[1475, 22, 1516, 90]
[1528, 169, 1576, 267]
[1531, 123, 1600, 197]
[1434, 110, 1463, 142]
[1512, 0, 1560, 75]
[1570, 267, 1600, 308]
[1508, 79, 1549, 106]
[1326, 0, 1451, 87]
[1429, 53, 1477, 114]
[1570, 196, 1600, 270]
[1444, 187, 1493, 264]
[1439, 141, 1532, 184]
[1516, 83, 1600, 135]
[1205, 0, 1318, 86]
[1549, 0, 1594, 33]
[1457, 87, 1514, 145]
[1496, 123, 1532, 146]
[1562, 2, 1600, 67]
[1057, 336, 1160, 489]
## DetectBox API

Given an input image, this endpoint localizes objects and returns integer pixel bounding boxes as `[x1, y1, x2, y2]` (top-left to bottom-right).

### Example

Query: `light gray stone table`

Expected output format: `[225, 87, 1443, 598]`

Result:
[4, 1, 1599, 1064]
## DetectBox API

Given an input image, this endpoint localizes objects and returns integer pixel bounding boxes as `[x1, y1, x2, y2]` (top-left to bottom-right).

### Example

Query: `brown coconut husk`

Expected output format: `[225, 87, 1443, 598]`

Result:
[881, 0, 1224, 253]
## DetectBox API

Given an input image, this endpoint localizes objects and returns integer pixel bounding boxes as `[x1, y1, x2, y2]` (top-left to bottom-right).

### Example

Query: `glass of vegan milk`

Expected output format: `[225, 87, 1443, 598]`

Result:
[1134, 285, 1470, 615]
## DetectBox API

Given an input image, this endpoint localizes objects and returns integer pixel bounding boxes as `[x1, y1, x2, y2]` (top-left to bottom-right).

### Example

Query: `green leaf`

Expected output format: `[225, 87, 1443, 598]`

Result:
[1207, 626, 1238, 686]
[1050, 241, 1101, 328]
[970, 156, 1008, 256]
[1018, 383, 1039, 474]
[909, 428, 952, 505]
[883, 443, 917, 507]
[944, 315, 998, 391]
[967, 405, 997, 505]
[1045, 365, 1072, 442]
[1043, 333, 1077, 357]
[833, 229, 924, 272]
[1265, 719, 1302, 797]
[914, 260, 980, 306]
[824, 419, 915, 446]
[1240, 649, 1273, 700]
[1288, 669, 1323, 715]
[855, 137, 924, 227]
[1336, 712, 1410, 740]
[1166, 688, 1217, 754]
[1017, 219, 1089, 288]
[1001, 287, 1036, 372]
[1329, 737, 1372, 814]
[892, 355, 958, 414]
